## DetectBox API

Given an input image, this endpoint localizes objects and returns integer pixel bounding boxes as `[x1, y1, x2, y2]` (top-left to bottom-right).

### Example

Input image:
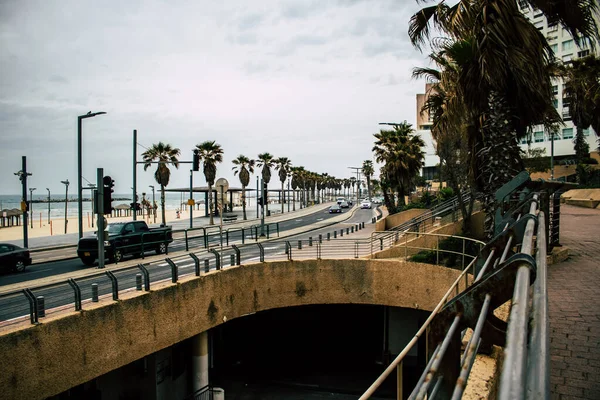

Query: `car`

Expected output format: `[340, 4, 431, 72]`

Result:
[329, 204, 342, 213]
[339, 200, 349, 208]
[0, 243, 32, 273]
[336, 197, 345, 205]
[361, 200, 372, 209]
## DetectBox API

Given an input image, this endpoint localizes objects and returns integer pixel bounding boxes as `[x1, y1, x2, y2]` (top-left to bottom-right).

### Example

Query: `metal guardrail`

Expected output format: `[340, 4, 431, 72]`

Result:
[359, 190, 550, 400]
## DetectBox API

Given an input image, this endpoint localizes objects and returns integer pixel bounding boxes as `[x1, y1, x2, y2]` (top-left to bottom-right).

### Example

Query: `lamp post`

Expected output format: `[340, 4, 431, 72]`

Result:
[85, 184, 96, 228]
[78, 111, 107, 240]
[14, 156, 32, 248]
[348, 167, 362, 206]
[29, 188, 36, 229]
[149, 185, 156, 224]
[46, 188, 50, 224]
[61, 179, 69, 234]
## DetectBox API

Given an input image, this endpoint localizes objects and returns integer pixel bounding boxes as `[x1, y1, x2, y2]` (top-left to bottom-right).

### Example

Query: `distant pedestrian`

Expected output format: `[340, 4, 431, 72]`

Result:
[176, 209, 180, 219]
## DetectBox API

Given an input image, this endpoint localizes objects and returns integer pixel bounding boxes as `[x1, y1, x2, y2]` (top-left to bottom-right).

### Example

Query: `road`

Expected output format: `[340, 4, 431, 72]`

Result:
[0, 207, 379, 324]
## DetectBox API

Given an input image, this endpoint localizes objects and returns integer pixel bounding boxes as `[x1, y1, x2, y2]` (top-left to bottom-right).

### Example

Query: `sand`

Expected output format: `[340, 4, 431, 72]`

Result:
[0, 207, 196, 242]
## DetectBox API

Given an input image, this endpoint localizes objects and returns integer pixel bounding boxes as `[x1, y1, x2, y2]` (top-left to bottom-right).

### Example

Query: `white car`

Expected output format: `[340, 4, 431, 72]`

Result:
[361, 200, 372, 209]
[340, 200, 349, 208]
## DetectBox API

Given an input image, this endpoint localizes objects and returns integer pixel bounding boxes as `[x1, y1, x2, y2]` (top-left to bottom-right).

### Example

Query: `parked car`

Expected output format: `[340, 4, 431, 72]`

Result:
[77, 221, 173, 266]
[361, 200, 372, 209]
[329, 204, 342, 213]
[339, 200, 349, 208]
[0, 243, 32, 273]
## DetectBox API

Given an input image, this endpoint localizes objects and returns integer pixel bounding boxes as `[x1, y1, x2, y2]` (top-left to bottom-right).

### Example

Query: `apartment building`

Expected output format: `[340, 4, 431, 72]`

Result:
[518, 1, 598, 159]
[415, 83, 440, 180]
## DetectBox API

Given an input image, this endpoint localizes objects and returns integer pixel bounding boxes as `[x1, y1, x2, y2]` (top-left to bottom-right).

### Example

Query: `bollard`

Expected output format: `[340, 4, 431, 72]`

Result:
[340, 229, 344, 237]
[92, 283, 99, 302]
[230, 254, 235, 266]
[351, 226, 354, 233]
[334, 231, 337, 238]
[37, 296, 45, 318]
[347, 227, 350, 235]
[298, 240, 302, 249]
[136, 274, 142, 291]
[309, 237, 313, 247]
[327, 232, 330, 241]
[319, 234, 322, 243]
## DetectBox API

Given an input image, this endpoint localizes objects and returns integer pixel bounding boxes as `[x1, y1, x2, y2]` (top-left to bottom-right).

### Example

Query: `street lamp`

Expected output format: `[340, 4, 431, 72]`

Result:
[61, 179, 70, 234]
[78, 111, 107, 240]
[46, 188, 50, 224]
[149, 185, 156, 223]
[29, 188, 36, 229]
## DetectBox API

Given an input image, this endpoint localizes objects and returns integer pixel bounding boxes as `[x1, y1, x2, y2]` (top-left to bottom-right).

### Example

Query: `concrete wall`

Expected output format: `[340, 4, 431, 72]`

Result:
[0, 259, 461, 400]
[380, 208, 429, 231]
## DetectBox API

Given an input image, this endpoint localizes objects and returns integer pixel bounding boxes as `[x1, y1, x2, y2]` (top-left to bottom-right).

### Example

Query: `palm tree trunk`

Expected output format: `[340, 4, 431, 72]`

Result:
[208, 184, 214, 225]
[281, 182, 285, 213]
[242, 185, 247, 220]
[160, 184, 166, 226]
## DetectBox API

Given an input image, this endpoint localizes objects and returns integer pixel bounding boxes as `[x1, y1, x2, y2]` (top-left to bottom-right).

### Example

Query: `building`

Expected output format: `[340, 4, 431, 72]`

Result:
[415, 83, 440, 180]
[518, 1, 598, 160]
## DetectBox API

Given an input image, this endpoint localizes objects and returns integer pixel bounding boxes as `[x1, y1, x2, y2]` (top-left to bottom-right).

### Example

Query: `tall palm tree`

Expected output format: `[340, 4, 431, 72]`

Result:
[256, 152, 275, 214]
[362, 160, 374, 201]
[373, 123, 425, 213]
[274, 157, 292, 213]
[141, 142, 181, 227]
[409, 0, 600, 236]
[196, 141, 223, 226]
[232, 155, 255, 220]
[560, 55, 600, 162]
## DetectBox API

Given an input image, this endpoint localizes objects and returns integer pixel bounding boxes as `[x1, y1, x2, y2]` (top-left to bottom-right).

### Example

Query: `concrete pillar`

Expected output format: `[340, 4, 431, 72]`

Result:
[192, 331, 209, 391]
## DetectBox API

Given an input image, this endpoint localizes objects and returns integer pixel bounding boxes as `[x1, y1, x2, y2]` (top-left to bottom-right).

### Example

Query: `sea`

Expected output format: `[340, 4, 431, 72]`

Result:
[0, 192, 216, 220]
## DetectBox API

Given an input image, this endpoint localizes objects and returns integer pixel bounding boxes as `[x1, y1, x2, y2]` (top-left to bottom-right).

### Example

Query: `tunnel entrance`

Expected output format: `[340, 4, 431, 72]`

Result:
[211, 304, 428, 398]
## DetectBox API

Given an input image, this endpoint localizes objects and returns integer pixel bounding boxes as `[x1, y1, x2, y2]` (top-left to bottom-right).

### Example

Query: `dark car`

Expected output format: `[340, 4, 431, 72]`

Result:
[329, 204, 342, 213]
[0, 243, 32, 273]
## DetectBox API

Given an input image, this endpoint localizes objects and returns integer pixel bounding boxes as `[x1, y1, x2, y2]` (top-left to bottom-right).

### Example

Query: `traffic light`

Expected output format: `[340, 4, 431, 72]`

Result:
[103, 176, 115, 214]
[193, 149, 200, 172]
[258, 197, 264, 206]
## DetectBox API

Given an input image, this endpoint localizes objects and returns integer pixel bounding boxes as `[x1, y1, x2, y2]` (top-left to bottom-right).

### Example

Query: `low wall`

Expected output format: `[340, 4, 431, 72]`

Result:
[378, 208, 429, 231]
[0, 259, 461, 400]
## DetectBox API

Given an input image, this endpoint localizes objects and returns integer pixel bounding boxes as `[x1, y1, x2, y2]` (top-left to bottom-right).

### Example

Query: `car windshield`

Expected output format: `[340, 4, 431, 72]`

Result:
[330, 205, 340, 209]
[108, 224, 123, 235]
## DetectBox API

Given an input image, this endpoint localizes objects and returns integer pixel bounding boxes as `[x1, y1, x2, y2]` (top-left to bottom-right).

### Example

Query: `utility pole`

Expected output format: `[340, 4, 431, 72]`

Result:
[189, 169, 194, 229]
[29, 187, 36, 229]
[97, 168, 106, 269]
[260, 178, 265, 237]
[133, 129, 137, 221]
[14, 156, 31, 248]
[348, 166, 362, 206]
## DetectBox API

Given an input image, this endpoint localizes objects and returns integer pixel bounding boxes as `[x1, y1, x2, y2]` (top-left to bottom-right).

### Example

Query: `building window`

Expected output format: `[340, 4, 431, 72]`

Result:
[552, 85, 559, 95]
[578, 50, 590, 58]
[550, 44, 558, 54]
[520, 134, 530, 144]
[533, 11, 543, 18]
[562, 54, 573, 63]
[534, 131, 544, 142]
[534, 20, 544, 30]
[563, 107, 571, 121]
[518, 0, 528, 10]
[562, 40, 574, 51]
[547, 35, 558, 42]
[548, 23, 558, 32]
[562, 128, 573, 139]
[583, 128, 590, 136]
[553, 99, 558, 108]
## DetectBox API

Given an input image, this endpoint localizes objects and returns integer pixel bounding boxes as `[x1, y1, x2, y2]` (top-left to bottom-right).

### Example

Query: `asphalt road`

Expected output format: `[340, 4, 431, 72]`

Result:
[0, 207, 378, 323]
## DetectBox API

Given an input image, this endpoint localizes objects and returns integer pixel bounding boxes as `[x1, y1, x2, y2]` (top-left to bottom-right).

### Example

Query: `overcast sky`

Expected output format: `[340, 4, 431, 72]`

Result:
[0, 0, 432, 196]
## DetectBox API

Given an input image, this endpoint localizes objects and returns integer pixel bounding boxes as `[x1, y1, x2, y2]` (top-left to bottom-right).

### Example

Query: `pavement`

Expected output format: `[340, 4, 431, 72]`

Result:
[549, 204, 600, 399]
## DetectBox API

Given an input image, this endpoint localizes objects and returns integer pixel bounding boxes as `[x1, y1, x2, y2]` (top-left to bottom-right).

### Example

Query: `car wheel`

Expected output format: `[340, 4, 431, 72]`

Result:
[80, 256, 95, 267]
[156, 242, 167, 255]
[14, 260, 26, 272]
[113, 249, 124, 263]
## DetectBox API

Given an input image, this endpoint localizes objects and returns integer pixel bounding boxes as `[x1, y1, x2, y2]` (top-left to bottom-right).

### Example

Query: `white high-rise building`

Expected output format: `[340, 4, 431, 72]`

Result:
[518, 1, 597, 158]
[415, 83, 440, 180]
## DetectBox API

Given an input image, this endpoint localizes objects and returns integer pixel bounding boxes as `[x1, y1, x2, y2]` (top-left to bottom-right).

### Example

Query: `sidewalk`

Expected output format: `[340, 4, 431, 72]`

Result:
[549, 205, 600, 399]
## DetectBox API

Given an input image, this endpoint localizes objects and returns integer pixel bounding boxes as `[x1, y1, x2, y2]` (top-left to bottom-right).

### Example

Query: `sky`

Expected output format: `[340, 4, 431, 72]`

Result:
[0, 0, 432, 196]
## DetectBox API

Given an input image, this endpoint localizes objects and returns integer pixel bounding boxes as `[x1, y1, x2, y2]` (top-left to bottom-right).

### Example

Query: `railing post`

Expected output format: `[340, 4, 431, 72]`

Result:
[189, 253, 200, 276]
[230, 254, 235, 266]
[165, 258, 178, 283]
[226, 230, 229, 246]
[436, 236, 440, 265]
[36, 296, 46, 318]
[67, 278, 82, 311]
[355, 242, 359, 258]
[209, 249, 221, 270]
[185, 229, 189, 252]
[257, 243, 264, 262]
[105, 271, 119, 300]
[241, 228, 245, 245]
[462, 238, 466, 270]
[204, 229, 208, 248]
[232, 244, 241, 265]
[277, 222, 280, 237]
[319, 234, 322, 244]
[397, 361, 403, 400]
[380, 238, 383, 251]
[286, 241, 292, 260]
[137, 263, 150, 290]
[317, 243, 321, 260]
[204, 259, 210, 273]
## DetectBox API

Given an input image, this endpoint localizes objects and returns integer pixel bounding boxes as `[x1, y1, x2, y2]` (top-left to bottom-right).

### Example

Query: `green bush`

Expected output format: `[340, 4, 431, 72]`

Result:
[410, 251, 437, 264]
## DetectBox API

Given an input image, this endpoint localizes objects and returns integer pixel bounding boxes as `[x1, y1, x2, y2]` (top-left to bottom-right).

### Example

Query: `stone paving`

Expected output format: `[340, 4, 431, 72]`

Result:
[549, 205, 600, 399]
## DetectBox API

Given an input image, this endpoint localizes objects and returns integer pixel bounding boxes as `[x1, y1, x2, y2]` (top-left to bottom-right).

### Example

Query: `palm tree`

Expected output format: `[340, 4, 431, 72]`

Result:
[362, 160, 374, 201]
[256, 153, 275, 214]
[372, 123, 425, 213]
[141, 142, 181, 226]
[560, 55, 600, 162]
[232, 155, 255, 220]
[409, 0, 600, 236]
[274, 157, 292, 213]
[196, 141, 223, 226]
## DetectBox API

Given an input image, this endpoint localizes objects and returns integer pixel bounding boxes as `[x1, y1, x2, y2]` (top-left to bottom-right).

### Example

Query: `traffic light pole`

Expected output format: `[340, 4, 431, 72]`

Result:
[189, 169, 194, 229]
[133, 129, 137, 221]
[260, 178, 265, 237]
[97, 168, 106, 269]
[20, 156, 30, 248]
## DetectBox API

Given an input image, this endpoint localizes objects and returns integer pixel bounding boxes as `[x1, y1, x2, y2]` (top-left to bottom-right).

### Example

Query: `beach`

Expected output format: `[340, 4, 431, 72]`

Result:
[0, 207, 197, 242]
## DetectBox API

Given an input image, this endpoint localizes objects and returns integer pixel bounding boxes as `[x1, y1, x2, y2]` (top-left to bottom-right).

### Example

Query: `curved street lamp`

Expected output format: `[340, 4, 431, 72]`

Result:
[29, 188, 36, 229]
[61, 180, 70, 234]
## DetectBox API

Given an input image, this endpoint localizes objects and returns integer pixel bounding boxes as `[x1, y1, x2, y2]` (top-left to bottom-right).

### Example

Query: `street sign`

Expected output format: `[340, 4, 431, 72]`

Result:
[20, 201, 27, 212]
[215, 178, 229, 192]
[187, 199, 195, 206]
